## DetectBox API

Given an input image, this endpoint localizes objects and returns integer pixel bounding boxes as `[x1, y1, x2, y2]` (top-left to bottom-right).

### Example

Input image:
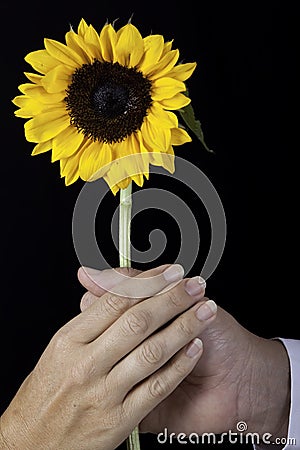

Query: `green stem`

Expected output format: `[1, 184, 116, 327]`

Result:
[119, 183, 132, 268]
[126, 426, 141, 450]
[119, 182, 141, 450]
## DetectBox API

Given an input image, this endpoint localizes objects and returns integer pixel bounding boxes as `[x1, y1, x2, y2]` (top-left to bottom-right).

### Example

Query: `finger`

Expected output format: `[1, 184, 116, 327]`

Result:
[65, 264, 185, 343]
[91, 276, 206, 370]
[80, 291, 99, 312]
[123, 337, 204, 426]
[79, 277, 188, 312]
[77, 266, 141, 297]
[108, 299, 216, 394]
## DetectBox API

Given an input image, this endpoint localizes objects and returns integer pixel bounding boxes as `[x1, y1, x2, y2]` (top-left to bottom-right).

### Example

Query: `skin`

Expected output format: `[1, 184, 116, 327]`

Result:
[79, 266, 291, 443]
[0, 264, 216, 450]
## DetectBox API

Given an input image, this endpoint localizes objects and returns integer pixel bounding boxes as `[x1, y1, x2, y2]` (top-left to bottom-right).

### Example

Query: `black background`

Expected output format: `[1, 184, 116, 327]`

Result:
[0, 0, 298, 449]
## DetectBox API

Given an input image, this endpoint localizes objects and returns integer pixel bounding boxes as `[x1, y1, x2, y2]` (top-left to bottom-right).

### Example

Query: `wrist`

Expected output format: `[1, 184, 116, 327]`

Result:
[0, 375, 38, 450]
[263, 339, 290, 439]
[0, 413, 12, 450]
[238, 336, 290, 440]
[0, 407, 35, 450]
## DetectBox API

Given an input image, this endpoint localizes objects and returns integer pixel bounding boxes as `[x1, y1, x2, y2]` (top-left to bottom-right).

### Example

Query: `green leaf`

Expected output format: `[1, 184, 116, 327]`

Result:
[178, 101, 214, 153]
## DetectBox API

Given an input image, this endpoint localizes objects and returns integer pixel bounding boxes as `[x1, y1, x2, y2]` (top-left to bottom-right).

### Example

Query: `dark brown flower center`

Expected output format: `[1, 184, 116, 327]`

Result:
[65, 61, 152, 144]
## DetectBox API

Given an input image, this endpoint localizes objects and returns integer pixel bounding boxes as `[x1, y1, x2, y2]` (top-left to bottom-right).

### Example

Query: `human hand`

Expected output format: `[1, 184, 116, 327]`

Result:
[142, 307, 290, 440]
[0, 264, 216, 450]
[80, 267, 290, 443]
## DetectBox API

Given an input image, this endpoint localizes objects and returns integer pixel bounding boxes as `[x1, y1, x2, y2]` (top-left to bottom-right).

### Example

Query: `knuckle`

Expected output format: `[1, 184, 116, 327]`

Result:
[148, 376, 170, 399]
[103, 293, 130, 317]
[164, 288, 183, 308]
[70, 354, 96, 386]
[139, 340, 164, 366]
[51, 326, 72, 350]
[121, 309, 151, 336]
[98, 406, 126, 429]
[176, 317, 195, 337]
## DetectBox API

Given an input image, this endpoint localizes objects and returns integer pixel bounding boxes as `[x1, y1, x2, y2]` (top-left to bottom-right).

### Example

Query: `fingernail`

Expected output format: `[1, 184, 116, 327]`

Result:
[196, 300, 217, 321]
[185, 276, 206, 296]
[163, 264, 184, 282]
[186, 338, 203, 358]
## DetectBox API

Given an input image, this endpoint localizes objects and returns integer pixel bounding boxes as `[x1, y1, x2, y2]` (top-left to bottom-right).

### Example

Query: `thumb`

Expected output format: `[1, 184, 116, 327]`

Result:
[77, 266, 141, 297]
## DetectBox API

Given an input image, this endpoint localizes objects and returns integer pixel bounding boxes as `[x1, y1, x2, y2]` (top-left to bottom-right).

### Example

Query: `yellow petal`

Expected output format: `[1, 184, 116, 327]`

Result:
[124, 134, 148, 184]
[132, 131, 151, 179]
[127, 24, 146, 66]
[144, 149, 164, 166]
[65, 30, 99, 64]
[99, 24, 117, 62]
[161, 147, 175, 173]
[102, 171, 116, 193]
[118, 178, 133, 190]
[166, 62, 197, 81]
[24, 72, 43, 84]
[25, 109, 70, 142]
[13, 96, 46, 118]
[77, 18, 89, 37]
[79, 140, 112, 181]
[130, 138, 148, 186]
[141, 118, 171, 152]
[44, 38, 83, 68]
[18, 83, 65, 104]
[159, 93, 191, 110]
[162, 40, 173, 56]
[104, 146, 149, 195]
[18, 83, 36, 94]
[52, 125, 84, 162]
[171, 127, 192, 145]
[108, 152, 133, 188]
[141, 125, 172, 174]
[103, 171, 131, 195]
[83, 25, 102, 59]
[131, 173, 145, 187]
[115, 23, 144, 66]
[138, 35, 164, 72]
[41, 64, 71, 93]
[25, 49, 60, 74]
[146, 49, 180, 80]
[151, 77, 186, 101]
[130, 44, 145, 68]
[146, 147, 175, 174]
[66, 172, 80, 185]
[31, 140, 52, 155]
[60, 152, 81, 185]
[14, 108, 32, 118]
[12, 95, 30, 107]
[12, 95, 44, 110]
[65, 31, 91, 64]
[105, 135, 148, 192]
[60, 143, 86, 185]
[147, 102, 178, 128]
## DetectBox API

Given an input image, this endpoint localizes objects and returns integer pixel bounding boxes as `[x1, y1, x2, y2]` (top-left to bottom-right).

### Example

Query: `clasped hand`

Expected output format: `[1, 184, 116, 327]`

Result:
[1, 264, 214, 450]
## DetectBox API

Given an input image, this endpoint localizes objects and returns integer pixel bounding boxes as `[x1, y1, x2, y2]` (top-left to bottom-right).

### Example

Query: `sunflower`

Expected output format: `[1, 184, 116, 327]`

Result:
[13, 18, 196, 194]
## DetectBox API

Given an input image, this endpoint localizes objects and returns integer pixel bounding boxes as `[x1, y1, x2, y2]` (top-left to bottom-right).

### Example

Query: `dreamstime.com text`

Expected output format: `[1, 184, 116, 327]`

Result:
[157, 422, 296, 446]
